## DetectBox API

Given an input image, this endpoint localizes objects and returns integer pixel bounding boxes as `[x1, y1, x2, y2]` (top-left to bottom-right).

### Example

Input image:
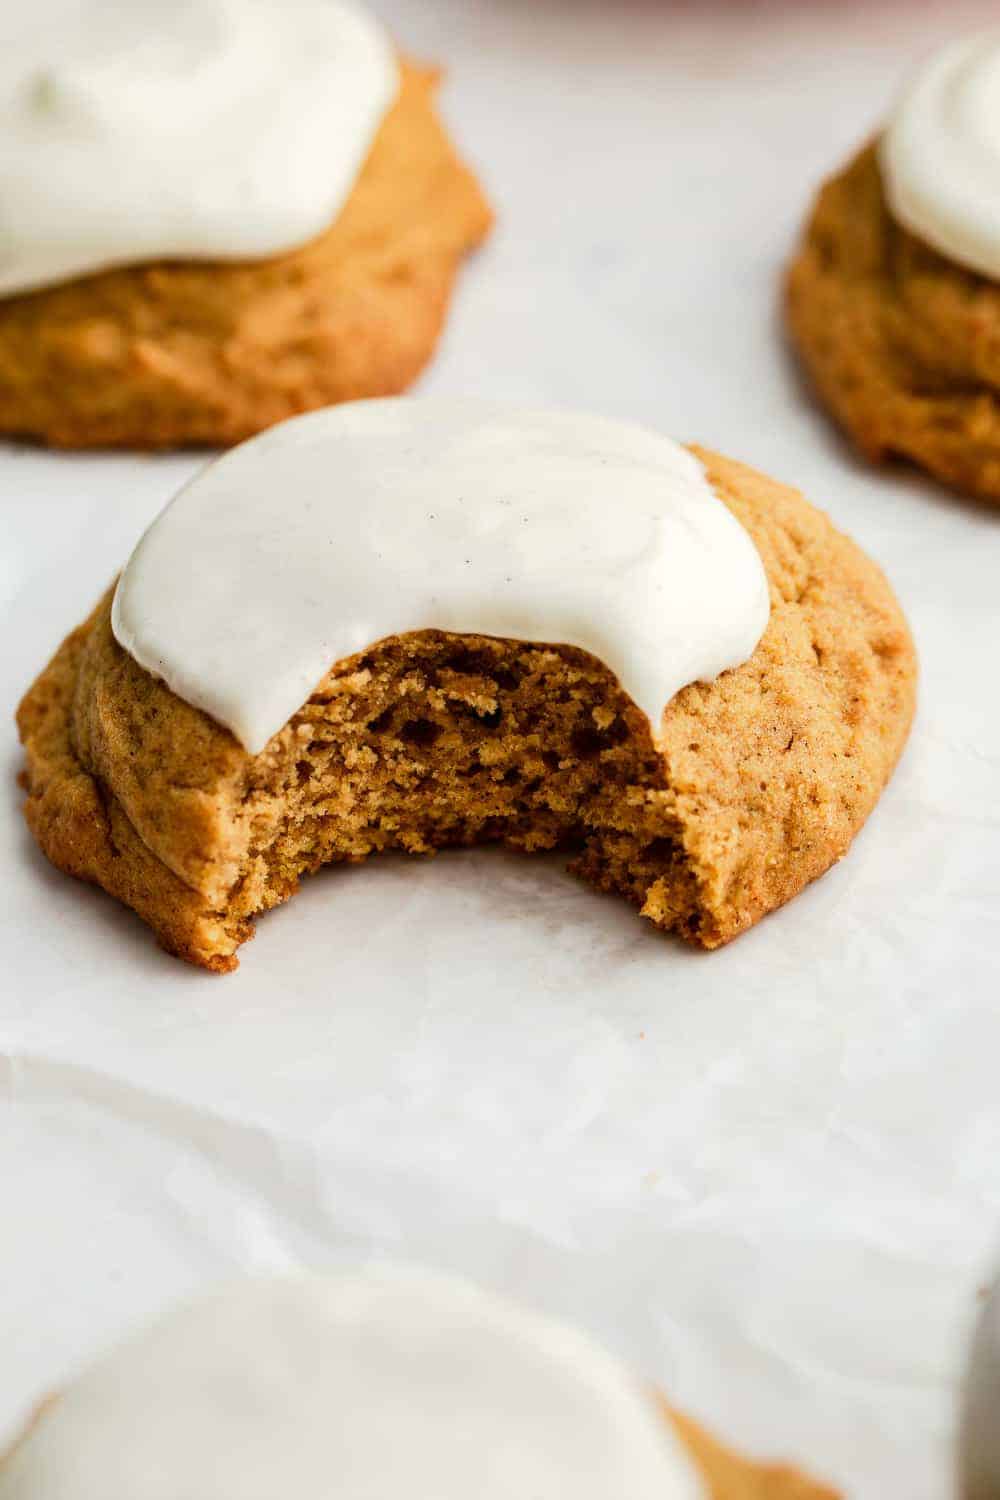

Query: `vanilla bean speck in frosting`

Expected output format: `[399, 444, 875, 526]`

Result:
[111, 400, 771, 755]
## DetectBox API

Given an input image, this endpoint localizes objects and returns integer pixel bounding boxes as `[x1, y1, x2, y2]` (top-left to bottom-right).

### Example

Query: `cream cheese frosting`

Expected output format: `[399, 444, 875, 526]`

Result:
[111, 400, 771, 755]
[0, 1266, 705, 1499]
[881, 31, 1000, 280]
[0, 0, 397, 296]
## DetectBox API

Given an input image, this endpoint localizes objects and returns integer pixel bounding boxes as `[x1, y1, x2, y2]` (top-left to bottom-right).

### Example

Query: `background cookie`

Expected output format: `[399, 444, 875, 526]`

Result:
[787, 141, 1000, 505]
[0, 64, 492, 450]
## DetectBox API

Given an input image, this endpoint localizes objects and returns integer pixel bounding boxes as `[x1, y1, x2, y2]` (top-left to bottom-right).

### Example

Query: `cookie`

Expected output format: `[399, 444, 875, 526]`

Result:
[16, 447, 916, 971]
[787, 141, 1000, 503]
[0, 1269, 837, 1500]
[0, 63, 491, 449]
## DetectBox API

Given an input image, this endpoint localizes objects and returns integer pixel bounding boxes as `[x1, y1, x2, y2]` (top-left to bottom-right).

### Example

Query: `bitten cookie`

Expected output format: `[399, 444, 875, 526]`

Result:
[787, 34, 1000, 504]
[0, 62, 491, 449]
[0, 1269, 839, 1500]
[17, 407, 916, 972]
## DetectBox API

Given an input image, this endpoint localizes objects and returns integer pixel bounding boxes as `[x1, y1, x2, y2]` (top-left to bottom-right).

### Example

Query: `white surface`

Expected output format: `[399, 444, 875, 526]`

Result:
[0, 0, 395, 293]
[881, 29, 1000, 281]
[113, 400, 768, 753]
[3, 3, 1000, 1498]
[0, 1268, 702, 1500]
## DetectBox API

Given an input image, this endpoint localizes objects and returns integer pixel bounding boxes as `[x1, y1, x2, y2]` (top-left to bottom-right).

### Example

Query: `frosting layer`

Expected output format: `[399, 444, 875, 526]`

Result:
[881, 31, 1000, 279]
[0, 1267, 703, 1499]
[112, 400, 770, 755]
[0, 0, 397, 296]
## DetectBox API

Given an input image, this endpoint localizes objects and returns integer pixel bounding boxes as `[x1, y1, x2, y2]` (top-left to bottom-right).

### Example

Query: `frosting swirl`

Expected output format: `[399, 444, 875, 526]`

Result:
[961, 1274, 1000, 1499]
[0, 0, 397, 296]
[881, 32, 1000, 279]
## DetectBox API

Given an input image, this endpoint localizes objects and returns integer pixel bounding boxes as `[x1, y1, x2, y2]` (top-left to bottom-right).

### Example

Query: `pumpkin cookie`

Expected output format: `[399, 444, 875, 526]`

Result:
[787, 34, 1000, 504]
[0, 63, 491, 449]
[16, 405, 916, 972]
[0, 1268, 838, 1500]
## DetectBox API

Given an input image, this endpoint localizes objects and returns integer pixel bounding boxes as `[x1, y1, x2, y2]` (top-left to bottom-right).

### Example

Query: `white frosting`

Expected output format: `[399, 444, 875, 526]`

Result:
[960, 1276, 1000, 1498]
[112, 400, 770, 755]
[881, 31, 1000, 279]
[0, 1267, 705, 1500]
[0, 0, 397, 296]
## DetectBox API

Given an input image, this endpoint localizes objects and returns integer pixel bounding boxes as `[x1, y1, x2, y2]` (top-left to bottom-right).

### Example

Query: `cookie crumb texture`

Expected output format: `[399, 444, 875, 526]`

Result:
[17, 451, 916, 972]
[0, 63, 492, 449]
[787, 141, 1000, 504]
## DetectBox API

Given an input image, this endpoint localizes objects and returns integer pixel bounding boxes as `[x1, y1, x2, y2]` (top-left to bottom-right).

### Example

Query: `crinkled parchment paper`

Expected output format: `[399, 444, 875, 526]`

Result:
[3, 4, 999, 1495]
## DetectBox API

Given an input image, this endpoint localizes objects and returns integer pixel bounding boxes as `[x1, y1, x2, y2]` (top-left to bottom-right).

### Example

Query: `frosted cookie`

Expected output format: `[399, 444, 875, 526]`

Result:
[787, 31, 1000, 504]
[16, 401, 917, 971]
[0, 3, 491, 449]
[0, 1266, 838, 1499]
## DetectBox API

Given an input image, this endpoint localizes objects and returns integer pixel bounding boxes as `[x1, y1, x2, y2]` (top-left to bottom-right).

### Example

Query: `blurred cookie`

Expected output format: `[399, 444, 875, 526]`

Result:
[787, 35, 1000, 504]
[0, 1268, 838, 1500]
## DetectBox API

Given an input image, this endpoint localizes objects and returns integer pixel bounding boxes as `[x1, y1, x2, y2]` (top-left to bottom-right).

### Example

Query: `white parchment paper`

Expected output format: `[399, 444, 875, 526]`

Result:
[3, 4, 999, 1496]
